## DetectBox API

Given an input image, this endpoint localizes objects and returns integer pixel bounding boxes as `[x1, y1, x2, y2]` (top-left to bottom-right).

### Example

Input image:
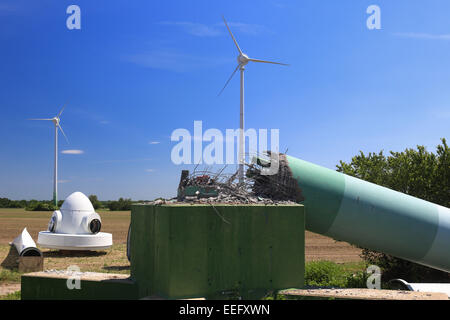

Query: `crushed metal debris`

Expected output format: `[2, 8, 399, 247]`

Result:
[143, 152, 303, 206]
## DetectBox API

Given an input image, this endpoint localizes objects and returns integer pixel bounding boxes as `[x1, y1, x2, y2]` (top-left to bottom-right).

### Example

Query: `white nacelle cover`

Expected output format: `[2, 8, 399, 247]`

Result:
[50, 191, 101, 234]
[12, 227, 42, 256]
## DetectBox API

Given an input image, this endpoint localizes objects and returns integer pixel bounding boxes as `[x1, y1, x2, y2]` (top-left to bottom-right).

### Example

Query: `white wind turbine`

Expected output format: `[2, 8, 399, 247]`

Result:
[218, 16, 288, 183]
[29, 106, 69, 207]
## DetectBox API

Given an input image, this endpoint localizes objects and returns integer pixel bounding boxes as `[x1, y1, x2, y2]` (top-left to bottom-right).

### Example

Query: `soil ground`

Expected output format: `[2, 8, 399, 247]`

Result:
[0, 283, 20, 297]
[305, 231, 362, 262]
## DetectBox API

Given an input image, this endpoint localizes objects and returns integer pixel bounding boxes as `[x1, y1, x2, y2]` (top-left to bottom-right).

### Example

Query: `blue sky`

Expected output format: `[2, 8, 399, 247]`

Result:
[0, 0, 449, 200]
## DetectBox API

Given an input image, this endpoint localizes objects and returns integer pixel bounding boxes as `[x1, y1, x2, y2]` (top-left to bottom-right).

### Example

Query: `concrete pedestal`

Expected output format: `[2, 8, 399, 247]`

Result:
[130, 204, 305, 299]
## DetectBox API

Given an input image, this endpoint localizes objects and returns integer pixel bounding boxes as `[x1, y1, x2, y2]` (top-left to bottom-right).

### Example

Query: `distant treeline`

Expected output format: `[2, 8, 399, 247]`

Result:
[0, 195, 140, 211]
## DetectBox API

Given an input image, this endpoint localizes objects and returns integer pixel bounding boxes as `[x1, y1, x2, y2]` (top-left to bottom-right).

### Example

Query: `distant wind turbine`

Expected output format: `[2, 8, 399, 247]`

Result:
[218, 16, 288, 183]
[28, 105, 69, 206]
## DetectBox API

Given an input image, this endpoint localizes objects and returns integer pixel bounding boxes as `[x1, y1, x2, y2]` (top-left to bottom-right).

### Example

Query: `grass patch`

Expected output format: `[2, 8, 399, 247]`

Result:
[2, 290, 20, 300]
[264, 261, 369, 300]
[305, 260, 368, 288]
[0, 243, 130, 286]
[0, 269, 21, 284]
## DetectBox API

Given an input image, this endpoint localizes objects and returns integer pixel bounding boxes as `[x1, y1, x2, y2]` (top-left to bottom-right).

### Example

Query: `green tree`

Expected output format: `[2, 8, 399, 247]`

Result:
[0, 198, 26, 208]
[107, 197, 132, 211]
[88, 194, 101, 210]
[0, 198, 12, 208]
[337, 138, 450, 282]
[25, 202, 57, 211]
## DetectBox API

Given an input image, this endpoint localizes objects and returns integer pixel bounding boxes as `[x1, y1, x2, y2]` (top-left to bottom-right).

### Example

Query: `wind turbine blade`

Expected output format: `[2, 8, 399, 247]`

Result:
[57, 104, 66, 117]
[248, 58, 289, 66]
[28, 118, 53, 121]
[222, 16, 242, 54]
[218, 64, 240, 96]
[58, 124, 69, 144]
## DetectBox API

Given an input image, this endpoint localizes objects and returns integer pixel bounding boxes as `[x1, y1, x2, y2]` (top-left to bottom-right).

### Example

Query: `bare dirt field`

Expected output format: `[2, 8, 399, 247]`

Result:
[0, 283, 20, 297]
[305, 231, 362, 262]
[0, 207, 361, 298]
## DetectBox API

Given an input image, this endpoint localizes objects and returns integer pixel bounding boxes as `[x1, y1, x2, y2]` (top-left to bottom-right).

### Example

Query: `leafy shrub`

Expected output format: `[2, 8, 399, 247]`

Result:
[0, 269, 21, 283]
[361, 249, 450, 283]
[304, 261, 369, 289]
[305, 261, 348, 288]
[2, 291, 20, 300]
[107, 198, 132, 211]
[344, 270, 368, 288]
[25, 202, 57, 211]
[0, 198, 58, 210]
[0, 198, 26, 208]
[88, 194, 101, 210]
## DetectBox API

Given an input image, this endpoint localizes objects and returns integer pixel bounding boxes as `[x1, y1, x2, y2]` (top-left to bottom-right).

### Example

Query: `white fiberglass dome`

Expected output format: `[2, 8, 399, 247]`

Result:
[60, 191, 95, 213]
[51, 191, 100, 234]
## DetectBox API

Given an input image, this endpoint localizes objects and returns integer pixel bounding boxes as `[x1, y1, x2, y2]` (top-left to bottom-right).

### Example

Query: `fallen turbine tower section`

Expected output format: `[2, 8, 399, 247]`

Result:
[251, 153, 450, 273]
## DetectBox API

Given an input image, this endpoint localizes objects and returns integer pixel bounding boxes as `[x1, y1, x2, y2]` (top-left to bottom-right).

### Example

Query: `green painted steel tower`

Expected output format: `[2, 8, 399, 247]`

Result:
[285, 155, 450, 273]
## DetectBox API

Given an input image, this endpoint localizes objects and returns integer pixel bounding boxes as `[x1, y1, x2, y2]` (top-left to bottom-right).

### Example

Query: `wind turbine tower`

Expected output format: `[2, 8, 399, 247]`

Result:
[29, 106, 68, 206]
[219, 16, 288, 183]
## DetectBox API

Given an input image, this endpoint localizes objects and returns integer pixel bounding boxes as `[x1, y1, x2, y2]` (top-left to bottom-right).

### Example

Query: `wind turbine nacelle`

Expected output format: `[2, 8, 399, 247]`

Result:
[38, 192, 112, 251]
[47, 192, 102, 235]
[238, 53, 249, 65]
